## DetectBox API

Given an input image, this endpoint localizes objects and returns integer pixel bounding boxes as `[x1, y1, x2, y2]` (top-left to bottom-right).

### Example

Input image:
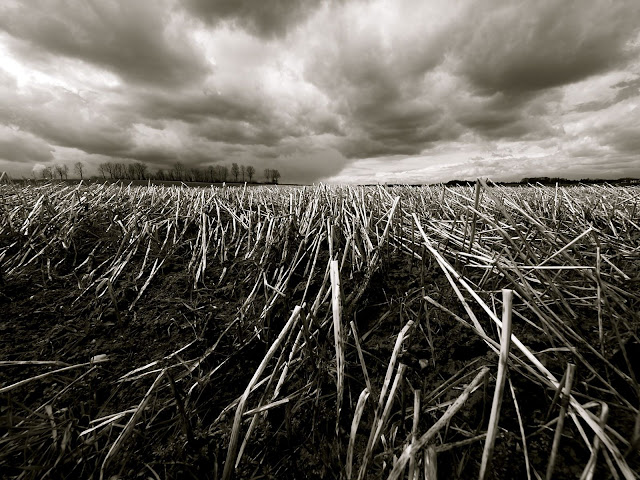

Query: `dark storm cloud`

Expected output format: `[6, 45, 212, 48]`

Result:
[303, 6, 456, 159]
[0, 127, 54, 164]
[333, 101, 460, 158]
[456, 0, 640, 94]
[355, 100, 442, 141]
[0, 85, 134, 156]
[604, 127, 640, 154]
[134, 88, 270, 125]
[185, 0, 323, 39]
[0, 0, 210, 86]
[133, 85, 340, 146]
[275, 147, 349, 183]
[191, 119, 284, 146]
[124, 146, 184, 164]
[454, 92, 560, 140]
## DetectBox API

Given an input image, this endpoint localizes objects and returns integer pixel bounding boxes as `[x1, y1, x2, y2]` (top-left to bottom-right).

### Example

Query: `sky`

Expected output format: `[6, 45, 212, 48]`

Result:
[1, 0, 640, 184]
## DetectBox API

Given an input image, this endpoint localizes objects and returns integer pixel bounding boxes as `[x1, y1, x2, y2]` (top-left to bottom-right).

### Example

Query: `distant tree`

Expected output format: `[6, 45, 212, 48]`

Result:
[231, 163, 240, 182]
[42, 166, 53, 180]
[133, 162, 147, 180]
[172, 162, 185, 181]
[127, 164, 137, 179]
[54, 164, 65, 180]
[263, 168, 281, 184]
[100, 162, 114, 179]
[246, 165, 255, 182]
[112, 163, 126, 179]
[206, 166, 216, 182]
[189, 167, 204, 182]
[241, 165, 246, 182]
[74, 161, 85, 179]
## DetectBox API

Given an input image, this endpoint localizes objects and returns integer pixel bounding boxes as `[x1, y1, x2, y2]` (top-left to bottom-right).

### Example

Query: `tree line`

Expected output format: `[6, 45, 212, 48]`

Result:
[97, 162, 280, 184]
[39, 161, 282, 184]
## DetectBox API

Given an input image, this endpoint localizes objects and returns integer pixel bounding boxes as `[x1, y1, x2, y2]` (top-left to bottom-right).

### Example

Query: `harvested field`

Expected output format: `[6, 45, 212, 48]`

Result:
[1, 181, 640, 479]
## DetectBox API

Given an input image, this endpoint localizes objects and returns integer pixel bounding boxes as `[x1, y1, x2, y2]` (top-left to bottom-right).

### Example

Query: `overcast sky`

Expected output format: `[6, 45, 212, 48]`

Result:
[1, 0, 640, 184]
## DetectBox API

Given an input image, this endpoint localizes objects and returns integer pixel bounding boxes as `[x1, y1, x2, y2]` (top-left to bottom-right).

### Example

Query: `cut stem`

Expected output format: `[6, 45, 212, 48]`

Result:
[479, 289, 514, 480]
[546, 363, 576, 480]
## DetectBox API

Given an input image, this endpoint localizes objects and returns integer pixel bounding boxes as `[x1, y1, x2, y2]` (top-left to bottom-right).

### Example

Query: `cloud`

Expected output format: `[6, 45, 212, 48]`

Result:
[300, 0, 640, 178]
[267, 146, 350, 184]
[453, 92, 562, 140]
[300, 1, 463, 159]
[0, 125, 54, 164]
[574, 76, 640, 112]
[455, 0, 640, 94]
[185, 0, 324, 39]
[606, 128, 640, 154]
[0, 82, 134, 156]
[134, 83, 268, 125]
[0, 0, 210, 87]
[598, 104, 640, 154]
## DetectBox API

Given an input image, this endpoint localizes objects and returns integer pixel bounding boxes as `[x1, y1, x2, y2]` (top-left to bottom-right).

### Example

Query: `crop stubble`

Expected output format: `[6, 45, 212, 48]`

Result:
[1, 181, 639, 479]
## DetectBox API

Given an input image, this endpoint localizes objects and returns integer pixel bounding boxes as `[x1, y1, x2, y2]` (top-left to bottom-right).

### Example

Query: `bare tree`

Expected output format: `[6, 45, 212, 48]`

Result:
[231, 163, 240, 182]
[246, 165, 255, 182]
[115, 163, 127, 179]
[241, 165, 246, 182]
[109, 163, 119, 179]
[42, 166, 53, 180]
[189, 168, 202, 182]
[263, 168, 281, 184]
[213, 165, 228, 182]
[101, 162, 115, 179]
[133, 162, 147, 180]
[74, 161, 85, 179]
[172, 162, 185, 181]
[54, 164, 65, 180]
[62, 164, 69, 180]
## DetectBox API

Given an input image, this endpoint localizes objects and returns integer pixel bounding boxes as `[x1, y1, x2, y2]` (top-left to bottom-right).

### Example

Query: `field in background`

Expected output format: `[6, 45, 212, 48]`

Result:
[1, 182, 639, 479]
